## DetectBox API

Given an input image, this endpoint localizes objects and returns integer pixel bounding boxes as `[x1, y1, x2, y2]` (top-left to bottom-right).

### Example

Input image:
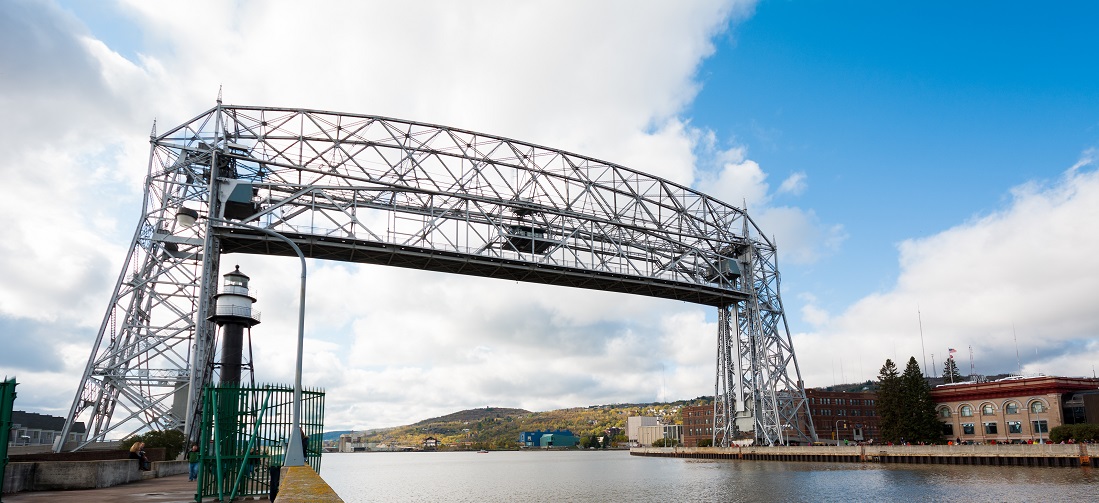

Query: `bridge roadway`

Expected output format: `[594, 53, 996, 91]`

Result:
[218, 229, 750, 307]
[632, 443, 1099, 468]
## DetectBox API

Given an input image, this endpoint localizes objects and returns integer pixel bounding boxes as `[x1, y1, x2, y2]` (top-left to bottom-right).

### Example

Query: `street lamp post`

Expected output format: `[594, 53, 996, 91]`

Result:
[177, 208, 308, 467]
[835, 420, 846, 445]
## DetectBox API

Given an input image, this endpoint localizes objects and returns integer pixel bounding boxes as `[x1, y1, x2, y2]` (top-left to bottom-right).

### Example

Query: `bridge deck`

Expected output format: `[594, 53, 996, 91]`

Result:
[219, 230, 747, 307]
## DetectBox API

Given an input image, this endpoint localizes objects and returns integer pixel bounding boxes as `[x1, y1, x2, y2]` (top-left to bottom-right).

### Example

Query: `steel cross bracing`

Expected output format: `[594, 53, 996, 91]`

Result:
[60, 104, 816, 448]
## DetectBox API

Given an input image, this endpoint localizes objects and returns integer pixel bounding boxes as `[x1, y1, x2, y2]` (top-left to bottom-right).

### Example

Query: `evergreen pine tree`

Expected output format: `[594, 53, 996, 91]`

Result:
[876, 359, 902, 443]
[900, 357, 941, 444]
[942, 358, 963, 383]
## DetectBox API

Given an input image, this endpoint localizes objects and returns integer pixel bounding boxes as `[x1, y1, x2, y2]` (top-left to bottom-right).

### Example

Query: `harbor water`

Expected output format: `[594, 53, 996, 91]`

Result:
[321, 450, 1099, 502]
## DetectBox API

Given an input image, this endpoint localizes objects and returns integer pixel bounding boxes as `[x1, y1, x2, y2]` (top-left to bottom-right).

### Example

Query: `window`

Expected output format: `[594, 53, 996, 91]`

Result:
[852, 410, 861, 416]
[1030, 402, 1045, 413]
[837, 410, 846, 416]
[942, 423, 954, 435]
[1007, 421, 1022, 433]
[960, 405, 973, 417]
[1032, 420, 1048, 434]
[837, 399, 845, 406]
[1005, 402, 1019, 414]
[962, 423, 975, 435]
[982, 404, 994, 415]
[823, 398, 831, 405]
[983, 422, 998, 434]
[939, 407, 952, 418]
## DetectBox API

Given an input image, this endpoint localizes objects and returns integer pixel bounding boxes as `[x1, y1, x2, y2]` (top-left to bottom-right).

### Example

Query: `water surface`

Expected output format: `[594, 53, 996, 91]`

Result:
[321, 450, 1099, 502]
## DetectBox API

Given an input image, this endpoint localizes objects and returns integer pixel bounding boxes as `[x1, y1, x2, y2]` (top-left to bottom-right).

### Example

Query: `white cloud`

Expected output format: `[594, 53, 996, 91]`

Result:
[696, 145, 845, 265]
[796, 158, 1099, 386]
[778, 171, 808, 196]
[0, 0, 762, 428]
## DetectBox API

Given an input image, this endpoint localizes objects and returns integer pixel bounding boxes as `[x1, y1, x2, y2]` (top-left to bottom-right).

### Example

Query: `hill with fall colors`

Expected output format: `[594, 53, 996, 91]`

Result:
[340, 398, 712, 450]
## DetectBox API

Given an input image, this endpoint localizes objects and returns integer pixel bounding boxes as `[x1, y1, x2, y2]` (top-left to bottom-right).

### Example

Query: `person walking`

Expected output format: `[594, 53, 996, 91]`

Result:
[188, 444, 201, 481]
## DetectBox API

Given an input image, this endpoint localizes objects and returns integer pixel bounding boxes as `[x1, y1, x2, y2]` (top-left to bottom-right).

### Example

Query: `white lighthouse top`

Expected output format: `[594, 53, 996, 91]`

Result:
[210, 265, 260, 326]
[221, 265, 251, 296]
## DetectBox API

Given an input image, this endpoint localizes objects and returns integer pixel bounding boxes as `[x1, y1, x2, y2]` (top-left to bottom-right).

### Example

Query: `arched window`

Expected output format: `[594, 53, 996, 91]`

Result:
[1004, 401, 1019, 414]
[982, 403, 995, 415]
[939, 407, 952, 418]
[960, 405, 973, 417]
[1030, 401, 1045, 413]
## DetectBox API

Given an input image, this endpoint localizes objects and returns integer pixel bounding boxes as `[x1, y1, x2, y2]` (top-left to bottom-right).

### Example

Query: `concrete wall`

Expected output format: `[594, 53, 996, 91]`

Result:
[3, 459, 190, 494]
[27, 459, 139, 490]
[2, 463, 35, 493]
[10, 447, 166, 462]
[637, 443, 1088, 458]
[152, 460, 188, 478]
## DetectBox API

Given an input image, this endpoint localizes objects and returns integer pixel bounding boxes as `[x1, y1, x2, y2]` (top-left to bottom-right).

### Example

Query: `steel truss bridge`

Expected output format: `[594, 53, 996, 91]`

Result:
[60, 103, 817, 449]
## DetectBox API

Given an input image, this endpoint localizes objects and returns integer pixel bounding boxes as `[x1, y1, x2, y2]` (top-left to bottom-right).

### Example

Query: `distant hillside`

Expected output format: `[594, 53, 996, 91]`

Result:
[323, 430, 353, 442]
[323, 427, 393, 442]
[413, 407, 532, 426]
[330, 398, 712, 450]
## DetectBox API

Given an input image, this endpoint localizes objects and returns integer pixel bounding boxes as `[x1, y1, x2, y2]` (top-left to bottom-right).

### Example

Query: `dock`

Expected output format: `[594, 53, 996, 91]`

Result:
[632, 443, 1098, 468]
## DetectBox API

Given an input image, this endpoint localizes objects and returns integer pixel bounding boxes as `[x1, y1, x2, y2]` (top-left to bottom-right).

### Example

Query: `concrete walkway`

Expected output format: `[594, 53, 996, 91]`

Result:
[3, 474, 207, 503]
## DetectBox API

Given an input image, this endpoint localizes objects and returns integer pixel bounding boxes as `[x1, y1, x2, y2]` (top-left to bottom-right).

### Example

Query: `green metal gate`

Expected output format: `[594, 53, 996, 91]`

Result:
[195, 383, 324, 502]
[0, 377, 17, 496]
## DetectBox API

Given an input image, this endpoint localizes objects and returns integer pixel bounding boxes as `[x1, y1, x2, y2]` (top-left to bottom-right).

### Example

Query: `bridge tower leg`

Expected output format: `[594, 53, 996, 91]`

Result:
[57, 105, 228, 450]
[713, 239, 818, 447]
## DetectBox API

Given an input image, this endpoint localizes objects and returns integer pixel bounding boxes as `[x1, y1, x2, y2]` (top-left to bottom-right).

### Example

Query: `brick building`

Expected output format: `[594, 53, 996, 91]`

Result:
[681, 405, 714, 447]
[930, 375, 1099, 444]
[804, 388, 879, 444]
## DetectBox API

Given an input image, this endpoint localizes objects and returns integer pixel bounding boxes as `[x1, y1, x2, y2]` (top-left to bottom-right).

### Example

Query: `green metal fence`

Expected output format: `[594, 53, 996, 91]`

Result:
[196, 383, 324, 502]
[1, 377, 17, 496]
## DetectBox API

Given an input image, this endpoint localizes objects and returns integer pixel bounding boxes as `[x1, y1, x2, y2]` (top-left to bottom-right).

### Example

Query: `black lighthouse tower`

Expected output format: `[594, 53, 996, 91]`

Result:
[209, 265, 260, 385]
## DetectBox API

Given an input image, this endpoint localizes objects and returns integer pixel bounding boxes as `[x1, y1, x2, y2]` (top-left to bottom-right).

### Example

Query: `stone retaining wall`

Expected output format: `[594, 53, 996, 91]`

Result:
[632, 443, 1098, 468]
[2, 459, 187, 494]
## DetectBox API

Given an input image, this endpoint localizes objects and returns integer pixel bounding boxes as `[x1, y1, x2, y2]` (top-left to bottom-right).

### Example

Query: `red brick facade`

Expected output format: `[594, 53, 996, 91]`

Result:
[804, 389, 880, 444]
[681, 405, 714, 447]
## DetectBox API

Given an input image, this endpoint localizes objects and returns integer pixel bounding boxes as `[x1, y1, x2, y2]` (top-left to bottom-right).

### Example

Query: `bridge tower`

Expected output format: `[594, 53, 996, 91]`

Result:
[58, 103, 817, 449]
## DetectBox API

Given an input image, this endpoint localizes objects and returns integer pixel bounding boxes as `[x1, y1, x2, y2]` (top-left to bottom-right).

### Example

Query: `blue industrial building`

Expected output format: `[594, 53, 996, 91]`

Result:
[518, 430, 580, 448]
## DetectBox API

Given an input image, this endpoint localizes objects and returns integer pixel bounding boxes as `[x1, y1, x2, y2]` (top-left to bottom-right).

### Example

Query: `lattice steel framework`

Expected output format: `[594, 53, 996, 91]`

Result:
[60, 103, 816, 448]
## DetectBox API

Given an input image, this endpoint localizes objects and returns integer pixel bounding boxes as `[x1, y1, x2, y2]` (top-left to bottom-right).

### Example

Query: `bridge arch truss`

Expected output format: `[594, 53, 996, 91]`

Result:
[60, 104, 816, 448]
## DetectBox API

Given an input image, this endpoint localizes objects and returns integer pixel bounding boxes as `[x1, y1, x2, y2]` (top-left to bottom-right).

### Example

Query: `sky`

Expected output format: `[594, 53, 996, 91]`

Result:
[2, 0, 1097, 432]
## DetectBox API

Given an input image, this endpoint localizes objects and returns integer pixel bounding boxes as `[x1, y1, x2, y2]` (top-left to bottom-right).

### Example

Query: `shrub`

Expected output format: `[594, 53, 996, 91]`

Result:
[120, 429, 188, 460]
[652, 438, 680, 447]
[1049, 424, 1099, 443]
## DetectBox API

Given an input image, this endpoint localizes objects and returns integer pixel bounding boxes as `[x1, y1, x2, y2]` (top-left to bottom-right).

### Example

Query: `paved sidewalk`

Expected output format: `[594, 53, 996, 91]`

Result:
[2, 474, 213, 503]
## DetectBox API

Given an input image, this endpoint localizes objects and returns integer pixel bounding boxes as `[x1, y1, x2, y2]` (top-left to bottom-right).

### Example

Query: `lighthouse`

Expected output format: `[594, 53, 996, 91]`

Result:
[209, 265, 261, 385]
